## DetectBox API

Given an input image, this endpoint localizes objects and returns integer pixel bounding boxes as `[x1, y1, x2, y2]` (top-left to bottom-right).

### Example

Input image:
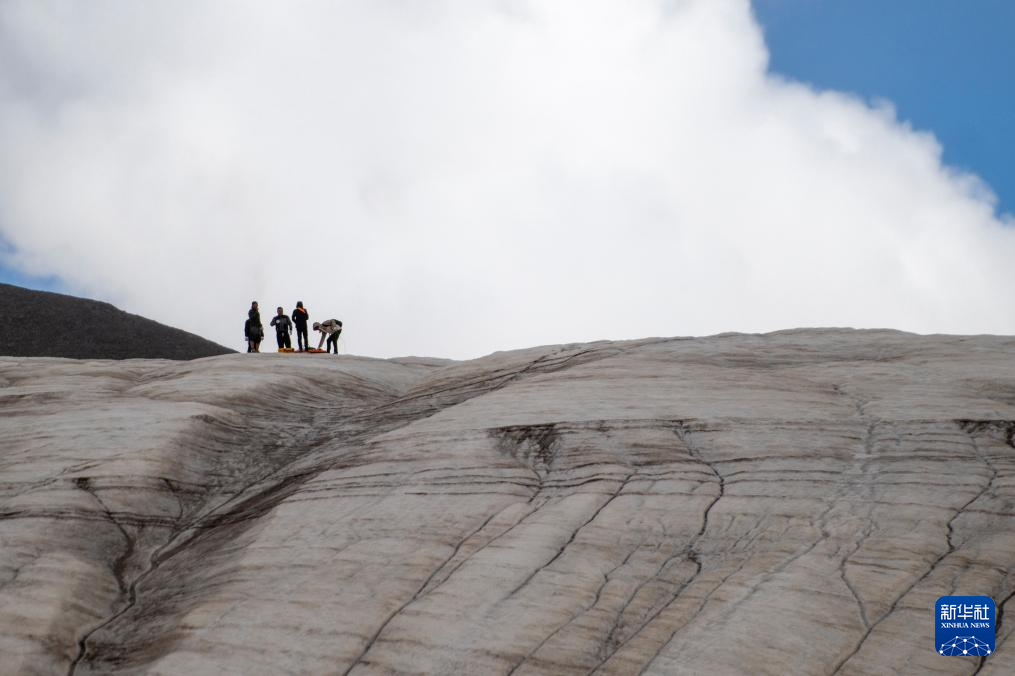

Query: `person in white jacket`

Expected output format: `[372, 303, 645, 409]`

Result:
[313, 319, 343, 354]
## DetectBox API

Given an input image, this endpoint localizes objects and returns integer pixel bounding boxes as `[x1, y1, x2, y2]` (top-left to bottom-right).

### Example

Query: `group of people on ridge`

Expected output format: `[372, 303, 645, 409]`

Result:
[244, 301, 343, 354]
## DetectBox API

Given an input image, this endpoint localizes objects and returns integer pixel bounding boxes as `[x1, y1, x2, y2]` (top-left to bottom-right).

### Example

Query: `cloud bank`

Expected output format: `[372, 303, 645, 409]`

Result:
[1, 0, 1012, 358]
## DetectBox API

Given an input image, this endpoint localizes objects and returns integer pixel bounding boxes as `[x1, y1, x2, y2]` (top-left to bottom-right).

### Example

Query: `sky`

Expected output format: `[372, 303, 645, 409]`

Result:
[754, 0, 1015, 215]
[1, 0, 1013, 359]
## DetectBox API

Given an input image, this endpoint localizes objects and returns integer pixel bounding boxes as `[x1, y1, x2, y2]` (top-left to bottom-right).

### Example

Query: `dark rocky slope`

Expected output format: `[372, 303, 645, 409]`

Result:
[0, 282, 232, 360]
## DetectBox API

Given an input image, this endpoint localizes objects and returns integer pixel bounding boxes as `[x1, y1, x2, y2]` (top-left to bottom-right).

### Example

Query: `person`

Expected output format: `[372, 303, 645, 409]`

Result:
[244, 301, 263, 353]
[291, 301, 310, 352]
[270, 306, 293, 349]
[313, 319, 343, 354]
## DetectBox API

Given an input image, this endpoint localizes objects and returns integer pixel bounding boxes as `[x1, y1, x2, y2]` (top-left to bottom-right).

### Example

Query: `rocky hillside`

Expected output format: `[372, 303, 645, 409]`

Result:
[0, 282, 233, 359]
[1, 329, 1013, 675]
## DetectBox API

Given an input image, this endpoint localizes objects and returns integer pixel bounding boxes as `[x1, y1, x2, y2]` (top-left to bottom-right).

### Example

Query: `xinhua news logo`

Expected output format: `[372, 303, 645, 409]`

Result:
[935, 596, 995, 657]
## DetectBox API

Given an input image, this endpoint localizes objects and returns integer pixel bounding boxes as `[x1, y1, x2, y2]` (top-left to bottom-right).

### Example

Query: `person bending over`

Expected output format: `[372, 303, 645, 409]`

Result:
[270, 306, 293, 349]
[292, 301, 310, 351]
[313, 319, 343, 354]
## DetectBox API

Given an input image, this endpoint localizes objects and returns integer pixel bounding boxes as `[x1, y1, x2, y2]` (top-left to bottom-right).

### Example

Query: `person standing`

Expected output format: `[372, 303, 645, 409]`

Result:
[313, 319, 343, 354]
[291, 301, 310, 352]
[244, 301, 263, 353]
[270, 307, 293, 350]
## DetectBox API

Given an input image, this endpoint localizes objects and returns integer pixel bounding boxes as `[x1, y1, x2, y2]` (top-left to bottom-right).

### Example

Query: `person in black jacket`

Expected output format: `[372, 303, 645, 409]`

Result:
[244, 301, 263, 353]
[270, 307, 292, 349]
[291, 301, 310, 352]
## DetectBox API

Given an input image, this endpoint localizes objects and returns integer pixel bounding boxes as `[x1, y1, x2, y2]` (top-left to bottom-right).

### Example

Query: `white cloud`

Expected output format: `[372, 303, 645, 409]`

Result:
[1, 0, 1012, 358]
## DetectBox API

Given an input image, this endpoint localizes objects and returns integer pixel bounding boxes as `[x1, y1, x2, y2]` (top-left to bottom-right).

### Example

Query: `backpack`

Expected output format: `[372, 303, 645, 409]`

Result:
[246, 319, 263, 340]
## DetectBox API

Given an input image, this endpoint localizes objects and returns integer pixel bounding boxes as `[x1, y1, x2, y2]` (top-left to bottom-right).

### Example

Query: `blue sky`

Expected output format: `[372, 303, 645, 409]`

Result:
[2, 1, 1014, 356]
[5, 1, 1011, 300]
[754, 0, 1014, 216]
[0, 260, 63, 291]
